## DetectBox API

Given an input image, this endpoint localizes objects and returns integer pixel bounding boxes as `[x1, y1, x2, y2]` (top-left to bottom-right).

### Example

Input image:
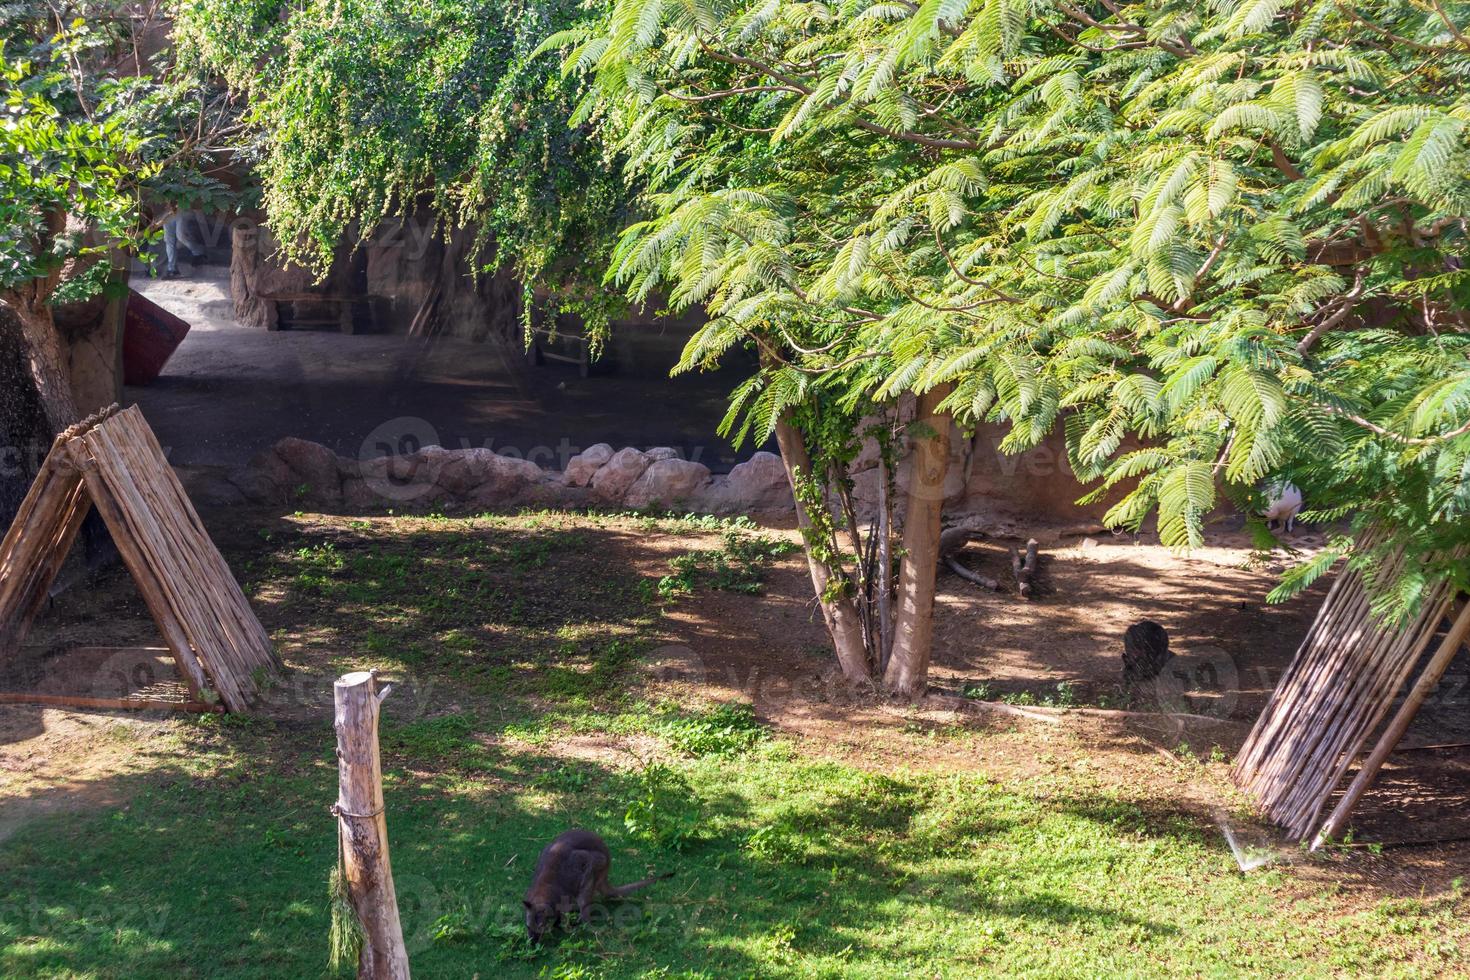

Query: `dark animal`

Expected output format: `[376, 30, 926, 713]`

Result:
[523, 829, 669, 942]
[1122, 620, 1172, 685]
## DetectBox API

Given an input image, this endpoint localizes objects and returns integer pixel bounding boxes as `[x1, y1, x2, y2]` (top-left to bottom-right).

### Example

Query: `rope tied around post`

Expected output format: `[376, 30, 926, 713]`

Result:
[331, 802, 386, 821]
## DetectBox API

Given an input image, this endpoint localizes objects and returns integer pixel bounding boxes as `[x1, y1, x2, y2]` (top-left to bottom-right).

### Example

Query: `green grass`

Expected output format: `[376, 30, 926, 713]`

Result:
[3, 511, 1467, 978]
[4, 725, 1465, 978]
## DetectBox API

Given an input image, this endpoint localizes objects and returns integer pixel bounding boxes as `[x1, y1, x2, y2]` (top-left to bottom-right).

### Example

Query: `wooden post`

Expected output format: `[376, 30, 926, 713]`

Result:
[333, 671, 410, 979]
[1311, 600, 1470, 850]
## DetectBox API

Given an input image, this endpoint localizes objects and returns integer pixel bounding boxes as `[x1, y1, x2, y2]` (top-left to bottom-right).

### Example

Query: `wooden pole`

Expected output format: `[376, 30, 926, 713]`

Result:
[1311, 599, 1470, 850]
[333, 671, 410, 979]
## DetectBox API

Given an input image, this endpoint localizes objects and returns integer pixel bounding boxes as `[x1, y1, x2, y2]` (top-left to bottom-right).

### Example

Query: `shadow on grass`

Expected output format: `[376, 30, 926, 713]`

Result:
[0, 707, 1209, 979]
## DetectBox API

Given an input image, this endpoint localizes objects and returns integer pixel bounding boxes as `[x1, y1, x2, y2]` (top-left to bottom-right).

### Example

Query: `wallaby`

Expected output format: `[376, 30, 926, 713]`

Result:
[523, 829, 670, 942]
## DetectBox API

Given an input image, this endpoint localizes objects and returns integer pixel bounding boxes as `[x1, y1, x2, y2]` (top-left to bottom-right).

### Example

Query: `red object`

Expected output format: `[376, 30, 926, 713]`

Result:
[123, 290, 191, 386]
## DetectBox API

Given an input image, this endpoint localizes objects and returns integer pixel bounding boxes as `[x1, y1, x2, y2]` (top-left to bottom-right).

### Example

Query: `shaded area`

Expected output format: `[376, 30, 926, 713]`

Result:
[128, 271, 763, 472]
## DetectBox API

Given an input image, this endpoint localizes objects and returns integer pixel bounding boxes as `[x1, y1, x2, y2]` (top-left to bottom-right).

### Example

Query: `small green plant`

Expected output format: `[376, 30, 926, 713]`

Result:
[1041, 682, 1078, 708]
[657, 531, 798, 599]
[745, 824, 808, 865]
[624, 762, 703, 850]
[431, 909, 476, 945]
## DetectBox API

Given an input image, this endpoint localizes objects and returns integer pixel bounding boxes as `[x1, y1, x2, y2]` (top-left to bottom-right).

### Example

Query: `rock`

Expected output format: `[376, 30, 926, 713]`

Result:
[410, 445, 456, 488]
[624, 458, 713, 509]
[590, 447, 652, 501]
[342, 477, 381, 511]
[722, 451, 791, 511]
[359, 453, 428, 504]
[184, 470, 247, 507]
[272, 437, 343, 505]
[563, 443, 614, 487]
[460, 451, 547, 506]
[228, 467, 285, 504]
[515, 480, 588, 510]
[434, 449, 493, 497]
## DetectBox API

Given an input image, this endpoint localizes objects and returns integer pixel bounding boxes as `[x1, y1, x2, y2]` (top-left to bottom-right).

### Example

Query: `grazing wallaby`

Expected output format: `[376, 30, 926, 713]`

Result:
[523, 829, 669, 942]
[1122, 620, 1172, 686]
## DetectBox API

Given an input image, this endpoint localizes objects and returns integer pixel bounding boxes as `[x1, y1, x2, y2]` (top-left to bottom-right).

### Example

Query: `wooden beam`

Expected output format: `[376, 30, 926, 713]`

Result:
[334, 671, 411, 978]
[66, 440, 214, 702]
[0, 692, 222, 713]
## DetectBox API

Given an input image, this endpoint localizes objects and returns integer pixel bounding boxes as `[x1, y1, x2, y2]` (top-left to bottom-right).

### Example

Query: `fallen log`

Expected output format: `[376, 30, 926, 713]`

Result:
[1011, 538, 1040, 598]
[944, 555, 1001, 591]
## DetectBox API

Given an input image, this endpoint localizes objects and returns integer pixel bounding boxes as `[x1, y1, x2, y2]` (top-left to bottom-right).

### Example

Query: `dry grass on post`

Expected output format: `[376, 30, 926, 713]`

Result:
[331, 670, 410, 980]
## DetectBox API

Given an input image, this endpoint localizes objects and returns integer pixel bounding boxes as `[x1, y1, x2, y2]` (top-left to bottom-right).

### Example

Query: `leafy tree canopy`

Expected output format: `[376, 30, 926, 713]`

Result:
[1, 3, 234, 303]
[174, 0, 632, 329]
[556, 0, 1470, 620]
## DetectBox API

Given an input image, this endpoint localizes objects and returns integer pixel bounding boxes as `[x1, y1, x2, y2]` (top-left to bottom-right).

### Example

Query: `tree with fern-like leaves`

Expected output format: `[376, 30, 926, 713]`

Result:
[541, 0, 1470, 693]
[177, 0, 1470, 694]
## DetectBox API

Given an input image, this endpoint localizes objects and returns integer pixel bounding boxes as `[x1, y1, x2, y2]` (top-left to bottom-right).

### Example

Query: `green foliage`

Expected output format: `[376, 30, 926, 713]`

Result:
[173, 0, 630, 335]
[657, 529, 799, 599]
[557, 0, 1470, 622]
[0, 5, 237, 308]
[623, 761, 703, 849]
[657, 702, 768, 757]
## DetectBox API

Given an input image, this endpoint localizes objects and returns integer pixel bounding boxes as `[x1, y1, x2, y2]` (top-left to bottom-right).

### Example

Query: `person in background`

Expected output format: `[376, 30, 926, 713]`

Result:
[162, 209, 205, 278]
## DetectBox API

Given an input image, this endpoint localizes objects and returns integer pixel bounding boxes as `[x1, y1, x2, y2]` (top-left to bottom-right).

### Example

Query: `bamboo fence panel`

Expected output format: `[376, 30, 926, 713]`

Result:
[1233, 534, 1463, 840]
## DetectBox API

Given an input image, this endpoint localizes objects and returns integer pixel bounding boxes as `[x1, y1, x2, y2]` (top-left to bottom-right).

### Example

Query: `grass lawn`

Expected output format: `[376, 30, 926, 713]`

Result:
[1, 511, 1466, 978]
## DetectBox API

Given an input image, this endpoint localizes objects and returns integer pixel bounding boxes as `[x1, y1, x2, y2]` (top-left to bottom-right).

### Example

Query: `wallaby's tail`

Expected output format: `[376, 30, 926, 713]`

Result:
[610, 871, 673, 898]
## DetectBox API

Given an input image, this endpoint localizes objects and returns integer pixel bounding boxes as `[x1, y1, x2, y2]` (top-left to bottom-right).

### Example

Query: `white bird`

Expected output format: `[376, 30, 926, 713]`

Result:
[1264, 482, 1304, 533]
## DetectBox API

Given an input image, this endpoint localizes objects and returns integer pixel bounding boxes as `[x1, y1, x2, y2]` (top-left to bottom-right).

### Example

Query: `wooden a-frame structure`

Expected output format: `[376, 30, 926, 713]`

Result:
[0, 405, 279, 713]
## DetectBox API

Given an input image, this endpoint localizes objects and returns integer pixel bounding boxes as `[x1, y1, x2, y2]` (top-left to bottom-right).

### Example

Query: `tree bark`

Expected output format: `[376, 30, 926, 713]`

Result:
[773, 415, 871, 683]
[334, 670, 411, 979]
[883, 386, 953, 697]
[8, 301, 79, 433]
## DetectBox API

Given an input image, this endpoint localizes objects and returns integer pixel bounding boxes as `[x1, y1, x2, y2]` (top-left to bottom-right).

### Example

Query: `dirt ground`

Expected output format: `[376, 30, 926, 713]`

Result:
[5, 504, 1467, 896]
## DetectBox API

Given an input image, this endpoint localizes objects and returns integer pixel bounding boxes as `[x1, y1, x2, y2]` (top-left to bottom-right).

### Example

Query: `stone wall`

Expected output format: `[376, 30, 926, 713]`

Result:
[843, 398, 1113, 524]
[221, 423, 1110, 526]
[230, 215, 524, 343]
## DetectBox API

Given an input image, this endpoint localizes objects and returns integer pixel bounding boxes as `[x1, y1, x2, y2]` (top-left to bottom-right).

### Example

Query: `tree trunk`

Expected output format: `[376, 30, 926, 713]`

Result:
[773, 415, 871, 683]
[883, 386, 953, 697]
[9, 301, 79, 433]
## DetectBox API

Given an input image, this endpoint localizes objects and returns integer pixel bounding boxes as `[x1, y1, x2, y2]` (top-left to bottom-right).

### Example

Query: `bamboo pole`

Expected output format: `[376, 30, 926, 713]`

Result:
[1312, 598, 1470, 849]
[333, 671, 410, 980]
[67, 440, 214, 703]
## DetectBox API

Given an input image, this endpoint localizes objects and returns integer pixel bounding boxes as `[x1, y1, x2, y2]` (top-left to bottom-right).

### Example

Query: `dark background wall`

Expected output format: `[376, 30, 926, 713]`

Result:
[0, 307, 48, 531]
